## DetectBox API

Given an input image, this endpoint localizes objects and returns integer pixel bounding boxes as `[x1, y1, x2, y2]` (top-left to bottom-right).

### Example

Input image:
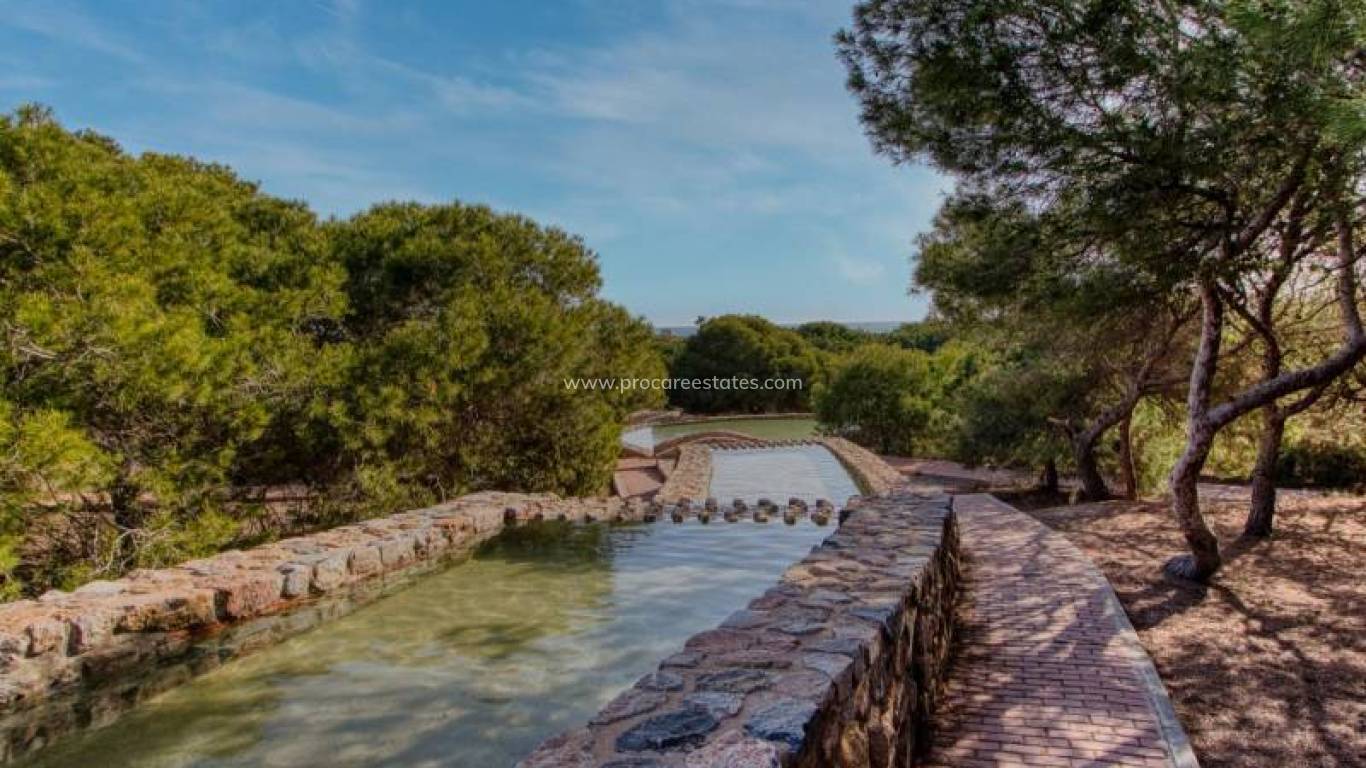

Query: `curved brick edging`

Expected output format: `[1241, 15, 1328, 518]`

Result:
[0, 491, 654, 763]
[518, 490, 961, 768]
[927, 495, 1198, 768]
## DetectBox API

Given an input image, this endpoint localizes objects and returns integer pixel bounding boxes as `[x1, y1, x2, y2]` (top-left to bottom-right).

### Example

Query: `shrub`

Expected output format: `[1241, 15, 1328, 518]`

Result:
[815, 344, 937, 455]
[668, 315, 819, 413]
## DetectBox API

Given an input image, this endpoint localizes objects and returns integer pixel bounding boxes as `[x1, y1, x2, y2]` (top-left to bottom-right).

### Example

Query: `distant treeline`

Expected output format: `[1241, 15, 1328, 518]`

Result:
[662, 314, 1366, 502]
[0, 107, 664, 597]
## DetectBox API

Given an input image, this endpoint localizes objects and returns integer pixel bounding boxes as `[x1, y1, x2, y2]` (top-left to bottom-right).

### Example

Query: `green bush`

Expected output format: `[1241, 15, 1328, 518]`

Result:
[815, 344, 938, 455]
[1277, 440, 1366, 490]
[667, 315, 820, 413]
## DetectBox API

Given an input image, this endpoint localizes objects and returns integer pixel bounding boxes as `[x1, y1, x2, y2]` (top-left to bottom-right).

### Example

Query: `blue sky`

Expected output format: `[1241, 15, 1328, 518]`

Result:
[0, 0, 948, 326]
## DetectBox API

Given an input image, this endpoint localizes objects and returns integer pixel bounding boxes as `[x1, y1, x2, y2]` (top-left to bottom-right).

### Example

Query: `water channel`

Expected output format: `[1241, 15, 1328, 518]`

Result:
[22, 443, 858, 768]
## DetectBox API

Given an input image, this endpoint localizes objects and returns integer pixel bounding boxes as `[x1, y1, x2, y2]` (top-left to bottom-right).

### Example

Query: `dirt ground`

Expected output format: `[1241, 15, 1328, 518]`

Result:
[1029, 487, 1365, 768]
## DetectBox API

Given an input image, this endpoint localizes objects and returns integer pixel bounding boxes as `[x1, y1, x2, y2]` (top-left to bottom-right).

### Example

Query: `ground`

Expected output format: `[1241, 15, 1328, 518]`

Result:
[1028, 487, 1365, 768]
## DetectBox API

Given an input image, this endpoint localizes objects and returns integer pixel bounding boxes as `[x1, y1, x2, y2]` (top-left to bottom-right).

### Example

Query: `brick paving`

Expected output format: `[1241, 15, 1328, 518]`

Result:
[926, 494, 1197, 768]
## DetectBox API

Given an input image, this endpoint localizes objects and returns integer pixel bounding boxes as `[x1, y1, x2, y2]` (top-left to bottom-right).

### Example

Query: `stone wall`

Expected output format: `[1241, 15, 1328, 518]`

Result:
[654, 444, 713, 503]
[0, 491, 652, 763]
[518, 490, 961, 768]
[0, 440, 922, 764]
[816, 437, 905, 497]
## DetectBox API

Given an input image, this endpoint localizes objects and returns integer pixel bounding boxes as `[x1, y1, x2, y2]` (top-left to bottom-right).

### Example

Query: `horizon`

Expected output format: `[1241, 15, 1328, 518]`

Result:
[0, 0, 947, 326]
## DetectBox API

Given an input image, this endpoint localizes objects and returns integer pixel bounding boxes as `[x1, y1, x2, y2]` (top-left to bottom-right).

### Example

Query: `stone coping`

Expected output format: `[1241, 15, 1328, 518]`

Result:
[518, 489, 962, 768]
[655, 443, 714, 503]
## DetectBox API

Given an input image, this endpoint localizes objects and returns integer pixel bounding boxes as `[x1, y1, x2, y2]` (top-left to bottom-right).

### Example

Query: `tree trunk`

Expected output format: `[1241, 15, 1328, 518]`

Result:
[1165, 427, 1224, 580]
[1165, 280, 1224, 582]
[1072, 433, 1111, 501]
[1118, 414, 1138, 500]
[1038, 459, 1059, 494]
[1245, 407, 1285, 538]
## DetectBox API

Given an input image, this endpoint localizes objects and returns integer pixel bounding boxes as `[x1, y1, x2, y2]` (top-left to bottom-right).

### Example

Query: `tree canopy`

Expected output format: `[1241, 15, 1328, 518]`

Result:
[0, 106, 662, 596]
[840, 0, 1366, 580]
[667, 315, 821, 413]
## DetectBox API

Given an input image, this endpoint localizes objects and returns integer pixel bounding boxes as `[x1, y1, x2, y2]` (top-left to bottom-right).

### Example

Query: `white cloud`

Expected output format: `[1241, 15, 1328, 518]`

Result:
[3, 1, 146, 64]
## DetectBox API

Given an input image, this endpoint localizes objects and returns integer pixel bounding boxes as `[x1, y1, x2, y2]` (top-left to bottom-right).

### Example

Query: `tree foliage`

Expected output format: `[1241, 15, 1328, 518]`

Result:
[0, 106, 662, 596]
[840, 0, 1366, 579]
[667, 315, 820, 413]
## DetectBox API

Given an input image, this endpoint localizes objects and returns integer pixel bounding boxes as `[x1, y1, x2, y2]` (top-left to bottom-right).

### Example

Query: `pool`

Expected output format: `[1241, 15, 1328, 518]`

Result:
[20, 446, 858, 767]
[621, 416, 818, 452]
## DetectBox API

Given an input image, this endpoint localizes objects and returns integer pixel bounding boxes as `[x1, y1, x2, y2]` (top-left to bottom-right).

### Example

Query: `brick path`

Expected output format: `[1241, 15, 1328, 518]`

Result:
[926, 494, 1198, 768]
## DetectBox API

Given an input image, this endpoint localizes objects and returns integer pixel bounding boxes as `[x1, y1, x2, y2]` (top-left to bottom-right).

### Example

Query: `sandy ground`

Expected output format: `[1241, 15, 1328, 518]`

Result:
[1029, 489, 1365, 768]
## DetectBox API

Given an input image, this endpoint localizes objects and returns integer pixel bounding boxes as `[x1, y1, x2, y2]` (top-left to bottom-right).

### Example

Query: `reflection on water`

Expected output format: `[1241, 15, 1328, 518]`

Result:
[709, 444, 863, 505]
[621, 416, 817, 451]
[23, 450, 846, 768]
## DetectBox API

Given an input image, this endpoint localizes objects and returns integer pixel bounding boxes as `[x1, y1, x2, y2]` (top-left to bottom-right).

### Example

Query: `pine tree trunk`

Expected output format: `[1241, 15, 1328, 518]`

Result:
[1118, 414, 1138, 500]
[1245, 407, 1285, 538]
[1039, 459, 1059, 494]
[1166, 281, 1224, 582]
[1072, 434, 1111, 501]
[1165, 428, 1224, 580]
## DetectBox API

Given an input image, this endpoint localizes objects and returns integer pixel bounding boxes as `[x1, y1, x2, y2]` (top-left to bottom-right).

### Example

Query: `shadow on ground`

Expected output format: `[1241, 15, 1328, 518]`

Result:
[1030, 489, 1365, 768]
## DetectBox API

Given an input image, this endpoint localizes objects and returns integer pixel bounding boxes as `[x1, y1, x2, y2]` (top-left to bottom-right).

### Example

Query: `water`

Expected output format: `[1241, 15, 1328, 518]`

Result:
[22, 447, 857, 768]
[710, 444, 862, 505]
[621, 416, 817, 452]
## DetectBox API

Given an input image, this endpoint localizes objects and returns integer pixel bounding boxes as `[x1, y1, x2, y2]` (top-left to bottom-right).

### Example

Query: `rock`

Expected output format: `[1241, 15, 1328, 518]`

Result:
[684, 629, 755, 654]
[683, 691, 744, 718]
[310, 551, 350, 592]
[720, 610, 768, 630]
[277, 564, 312, 599]
[695, 668, 771, 694]
[207, 570, 286, 620]
[115, 590, 217, 633]
[591, 689, 667, 726]
[66, 609, 120, 654]
[684, 730, 782, 768]
[660, 651, 703, 669]
[347, 546, 383, 577]
[615, 707, 718, 752]
[377, 536, 416, 568]
[744, 699, 819, 748]
[774, 619, 825, 636]
[807, 637, 863, 657]
[713, 650, 791, 669]
[803, 652, 854, 682]
[636, 670, 684, 691]
[516, 728, 594, 768]
[23, 617, 67, 657]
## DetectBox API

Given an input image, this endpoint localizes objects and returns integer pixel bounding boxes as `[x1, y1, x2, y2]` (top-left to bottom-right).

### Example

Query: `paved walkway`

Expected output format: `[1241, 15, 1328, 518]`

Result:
[926, 494, 1198, 768]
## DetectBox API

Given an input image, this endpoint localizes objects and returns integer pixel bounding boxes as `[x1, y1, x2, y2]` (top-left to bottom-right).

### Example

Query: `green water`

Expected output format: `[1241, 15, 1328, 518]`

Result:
[23, 447, 856, 768]
[621, 416, 817, 451]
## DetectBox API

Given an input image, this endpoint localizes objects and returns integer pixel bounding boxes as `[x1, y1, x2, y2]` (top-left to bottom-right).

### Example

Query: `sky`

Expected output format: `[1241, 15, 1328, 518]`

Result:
[0, 0, 950, 326]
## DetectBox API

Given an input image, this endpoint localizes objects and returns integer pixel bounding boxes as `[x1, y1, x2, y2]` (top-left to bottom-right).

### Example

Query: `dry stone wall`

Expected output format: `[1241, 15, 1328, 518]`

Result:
[518, 490, 961, 768]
